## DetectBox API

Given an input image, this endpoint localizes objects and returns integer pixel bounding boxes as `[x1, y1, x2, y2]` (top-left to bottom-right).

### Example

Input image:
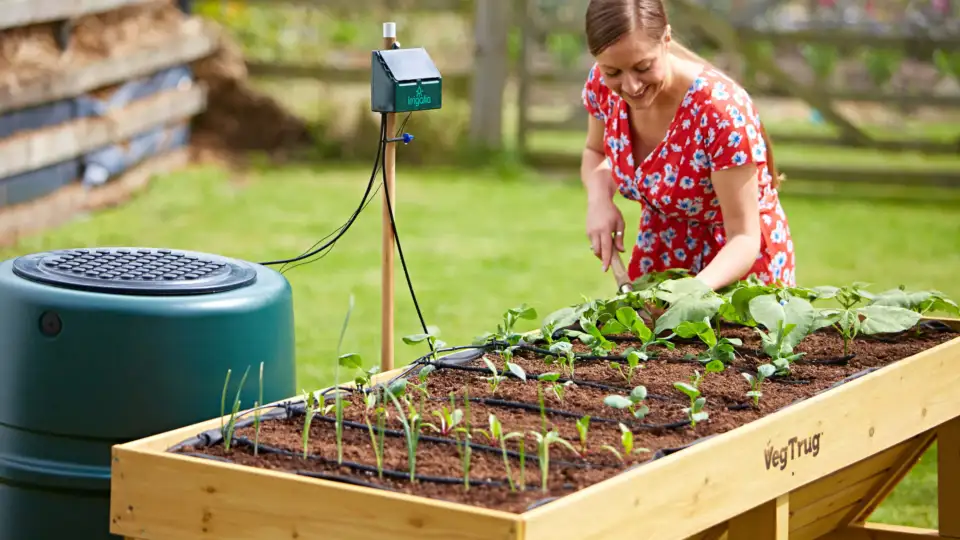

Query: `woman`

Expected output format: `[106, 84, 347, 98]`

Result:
[580, 0, 796, 290]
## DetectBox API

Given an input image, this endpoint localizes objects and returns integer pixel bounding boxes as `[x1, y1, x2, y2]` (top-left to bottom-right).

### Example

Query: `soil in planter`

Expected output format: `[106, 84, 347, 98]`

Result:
[174, 323, 957, 514]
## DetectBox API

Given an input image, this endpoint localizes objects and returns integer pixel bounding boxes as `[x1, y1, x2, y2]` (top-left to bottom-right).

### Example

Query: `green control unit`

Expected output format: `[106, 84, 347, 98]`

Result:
[370, 46, 442, 113]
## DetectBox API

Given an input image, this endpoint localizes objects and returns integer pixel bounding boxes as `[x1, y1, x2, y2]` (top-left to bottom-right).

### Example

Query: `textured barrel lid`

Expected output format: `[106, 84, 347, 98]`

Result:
[12, 247, 258, 296]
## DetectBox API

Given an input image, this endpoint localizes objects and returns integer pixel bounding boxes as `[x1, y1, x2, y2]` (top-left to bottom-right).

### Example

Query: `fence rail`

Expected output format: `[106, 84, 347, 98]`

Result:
[0, 0, 217, 235]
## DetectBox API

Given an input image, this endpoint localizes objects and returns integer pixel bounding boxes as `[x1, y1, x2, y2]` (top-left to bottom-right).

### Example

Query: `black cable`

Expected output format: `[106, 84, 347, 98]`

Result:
[258, 115, 387, 267]
[378, 112, 433, 353]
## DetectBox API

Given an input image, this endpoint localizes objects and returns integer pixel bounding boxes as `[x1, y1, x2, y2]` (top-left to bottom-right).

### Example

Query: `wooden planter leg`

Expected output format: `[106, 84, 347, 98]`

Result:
[728, 494, 789, 539]
[940, 417, 960, 538]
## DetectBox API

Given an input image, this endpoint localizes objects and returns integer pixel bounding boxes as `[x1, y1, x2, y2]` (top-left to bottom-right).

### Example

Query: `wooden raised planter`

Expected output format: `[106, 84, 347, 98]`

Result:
[109, 280, 960, 540]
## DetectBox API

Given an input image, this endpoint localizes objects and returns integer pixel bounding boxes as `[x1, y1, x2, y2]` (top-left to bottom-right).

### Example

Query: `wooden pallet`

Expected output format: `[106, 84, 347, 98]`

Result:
[110, 321, 960, 540]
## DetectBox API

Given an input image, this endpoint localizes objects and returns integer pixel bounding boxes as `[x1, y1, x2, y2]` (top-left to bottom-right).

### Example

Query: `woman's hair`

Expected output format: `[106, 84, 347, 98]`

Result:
[585, 0, 784, 188]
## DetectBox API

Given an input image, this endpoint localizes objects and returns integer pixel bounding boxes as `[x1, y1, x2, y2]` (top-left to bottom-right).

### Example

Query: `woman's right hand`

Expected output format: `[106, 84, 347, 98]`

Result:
[586, 197, 626, 272]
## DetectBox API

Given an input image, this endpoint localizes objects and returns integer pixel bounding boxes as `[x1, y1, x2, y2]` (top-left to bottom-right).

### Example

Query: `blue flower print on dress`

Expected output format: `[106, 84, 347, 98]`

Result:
[673, 248, 687, 262]
[679, 176, 695, 189]
[711, 81, 730, 101]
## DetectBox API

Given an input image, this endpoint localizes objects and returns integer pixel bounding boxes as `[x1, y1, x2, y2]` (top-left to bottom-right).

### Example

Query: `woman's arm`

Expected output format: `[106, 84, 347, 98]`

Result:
[694, 163, 762, 291]
[581, 115, 626, 270]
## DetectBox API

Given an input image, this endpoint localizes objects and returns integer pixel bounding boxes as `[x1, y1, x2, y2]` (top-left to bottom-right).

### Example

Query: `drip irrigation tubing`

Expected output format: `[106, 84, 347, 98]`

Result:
[458, 396, 692, 431]
[422, 361, 676, 398]
[231, 437, 510, 488]
[285, 406, 599, 469]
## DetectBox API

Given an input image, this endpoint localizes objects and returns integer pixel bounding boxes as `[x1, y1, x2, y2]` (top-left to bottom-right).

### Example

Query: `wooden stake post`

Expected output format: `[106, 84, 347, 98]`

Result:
[381, 21, 397, 374]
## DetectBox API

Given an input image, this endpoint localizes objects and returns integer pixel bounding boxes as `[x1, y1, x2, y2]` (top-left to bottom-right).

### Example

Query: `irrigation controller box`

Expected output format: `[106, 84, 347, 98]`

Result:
[370, 47, 442, 113]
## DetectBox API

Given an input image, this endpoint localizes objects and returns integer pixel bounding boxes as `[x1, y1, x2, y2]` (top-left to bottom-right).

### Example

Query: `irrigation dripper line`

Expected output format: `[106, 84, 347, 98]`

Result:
[232, 437, 511, 488]
[284, 405, 601, 469]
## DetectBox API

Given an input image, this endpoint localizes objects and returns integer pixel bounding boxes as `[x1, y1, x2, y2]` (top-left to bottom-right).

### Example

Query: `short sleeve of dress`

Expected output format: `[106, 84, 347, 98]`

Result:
[581, 64, 609, 122]
[701, 77, 768, 173]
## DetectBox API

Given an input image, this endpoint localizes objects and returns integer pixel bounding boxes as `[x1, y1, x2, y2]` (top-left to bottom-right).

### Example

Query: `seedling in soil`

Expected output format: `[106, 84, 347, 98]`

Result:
[601, 307, 674, 351]
[651, 277, 725, 334]
[219, 365, 250, 452]
[604, 385, 650, 420]
[425, 393, 464, 436]
[545, 341, 578, 378]
[362, 390, 387, 478]
[610, 350, 645, 383]
[675, 318, 741, 365]
[254, 362, 264, 456]
[600, 423, 650, 463]
[386, 389, 422, 482]
[869, 286, 960, 334]
[571, 316, 616, 357]
[529, 427, 579, 493]
[332, 294, 360, 464]
[743, 364, 777, 408]
[675, 372, 709, 427]
[483, 358, 509, 394]
[453, 387, 473, 491]
[537, 372, 574, 402]
[403, 326, 446, 363]
[576, 415, 591, 455]
[749, 294, 815, 374]
[477, 303, 538, 346]
[477, 414, 525, 492]
[812, 284, 922, 355]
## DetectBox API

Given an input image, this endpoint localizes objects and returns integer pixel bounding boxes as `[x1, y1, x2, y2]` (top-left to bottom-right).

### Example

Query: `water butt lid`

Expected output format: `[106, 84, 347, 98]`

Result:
[12, 247, 258, 296]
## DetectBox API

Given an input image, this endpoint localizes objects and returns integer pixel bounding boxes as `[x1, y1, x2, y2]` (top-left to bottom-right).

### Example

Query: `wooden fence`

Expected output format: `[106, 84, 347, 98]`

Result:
[0, 0, 217, 245]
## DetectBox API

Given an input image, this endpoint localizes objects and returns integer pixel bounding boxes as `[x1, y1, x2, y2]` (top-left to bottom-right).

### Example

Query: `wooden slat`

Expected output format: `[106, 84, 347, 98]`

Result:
[792, 504, 865, 540]
[110, 441, 522, 540]
[847, 431, 937, 525]
[790, 471, 889, 531]
[522, 336, 960, 540]
[729, 495, 789, 539]
[0, 145, 189, 246]
[939, 417, 960, 537]
[0, 83, 206, 179]
[820, 522, 941, 539]
[0, 18, 216, 114]
[790, 438, 915, 510]
[0, 0, 157, 30]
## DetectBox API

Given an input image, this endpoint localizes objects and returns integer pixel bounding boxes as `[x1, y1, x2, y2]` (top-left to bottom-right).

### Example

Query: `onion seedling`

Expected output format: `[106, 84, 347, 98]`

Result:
[386, 389, 421, 482]
[603, 385, 650, 420]
[333, 294, 359, 465]
[476, 414, 525, 492]
[254, 362, 264, 456]
[219, 365, 250, 452]
[529, 429, 579, 493]
[362, 390, 387, 479]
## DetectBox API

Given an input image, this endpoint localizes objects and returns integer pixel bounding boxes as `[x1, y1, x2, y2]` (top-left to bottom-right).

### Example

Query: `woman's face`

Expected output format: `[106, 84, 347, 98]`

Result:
[594, 27, 671, 110]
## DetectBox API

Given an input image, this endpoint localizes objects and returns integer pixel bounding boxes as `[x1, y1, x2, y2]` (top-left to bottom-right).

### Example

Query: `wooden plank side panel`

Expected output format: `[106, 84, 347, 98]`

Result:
[789, 437, 915, 510]
[790, 471, 890, 531]
[521, 337, 960, 540]
[0, 18, 216, 114]
[0, 84, 206, 178]
[820, 522, 941, 539]
[0, 0, 156, 30]
[110, 447, 522, 540]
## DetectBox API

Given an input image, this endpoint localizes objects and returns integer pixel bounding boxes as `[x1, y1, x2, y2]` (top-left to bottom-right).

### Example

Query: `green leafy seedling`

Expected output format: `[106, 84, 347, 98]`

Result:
[600, 423, 651, 463]
[674, 373, 709, 427]
[603, 385, 650, 419]
[743, 363, 777, 408]
[537, 372, 574, 402]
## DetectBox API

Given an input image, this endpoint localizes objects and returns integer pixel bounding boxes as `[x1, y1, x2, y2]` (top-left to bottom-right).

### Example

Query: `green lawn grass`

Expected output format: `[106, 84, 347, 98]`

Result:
[0, 159, 956, 528]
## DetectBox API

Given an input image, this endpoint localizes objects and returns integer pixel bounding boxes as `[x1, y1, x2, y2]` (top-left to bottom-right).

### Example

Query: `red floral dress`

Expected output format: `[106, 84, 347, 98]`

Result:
[581, 64, 797, 287]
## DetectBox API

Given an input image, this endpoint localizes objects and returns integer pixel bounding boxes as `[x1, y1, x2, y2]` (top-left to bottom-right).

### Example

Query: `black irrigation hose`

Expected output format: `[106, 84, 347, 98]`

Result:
[462, 396, 692, 431]
[286, 407, 598, 469]
[232, 437, 510, 488]
[424, 361, 677, 399]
